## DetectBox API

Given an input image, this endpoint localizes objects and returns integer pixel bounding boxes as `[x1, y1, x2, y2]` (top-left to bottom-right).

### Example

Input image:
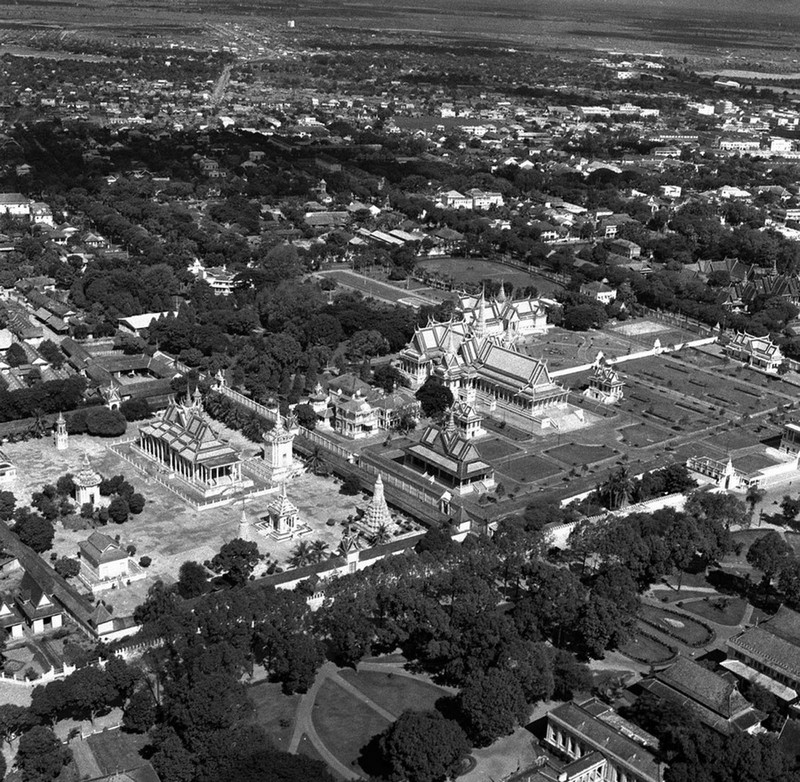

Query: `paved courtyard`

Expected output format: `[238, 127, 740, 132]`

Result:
[1, 434, 417, 619]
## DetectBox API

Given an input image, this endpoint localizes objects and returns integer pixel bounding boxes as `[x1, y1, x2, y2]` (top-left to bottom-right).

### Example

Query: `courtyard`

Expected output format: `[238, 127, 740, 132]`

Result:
[1, 434, 415, 620]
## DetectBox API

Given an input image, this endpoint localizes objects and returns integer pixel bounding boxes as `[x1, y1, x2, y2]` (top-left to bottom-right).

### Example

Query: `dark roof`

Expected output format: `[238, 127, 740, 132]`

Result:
[728, 625, 800, 682]
[547, 700, 661, 782]
[763, 605, 800, 647]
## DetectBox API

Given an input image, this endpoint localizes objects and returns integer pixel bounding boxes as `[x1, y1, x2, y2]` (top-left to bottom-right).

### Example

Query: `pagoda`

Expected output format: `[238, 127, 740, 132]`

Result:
[74, 454, 101, 506]
[359, 473, 393, 537]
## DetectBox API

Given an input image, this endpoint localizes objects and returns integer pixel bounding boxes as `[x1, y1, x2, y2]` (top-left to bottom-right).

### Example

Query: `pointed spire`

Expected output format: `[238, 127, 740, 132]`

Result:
[497, 280, 507, 303]
[237, 500, 251, 542]
[475, 287, 487, 338]
[443, 407, 458, 437]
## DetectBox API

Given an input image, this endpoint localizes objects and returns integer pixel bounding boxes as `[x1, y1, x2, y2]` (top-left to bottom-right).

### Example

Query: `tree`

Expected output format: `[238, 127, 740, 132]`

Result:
[128, 493, 146, 514]
[108, 496, 130, 524]
[13, 509, 54, 553]
[86, 407, 127, 437]
[0, 703, 32, 748]
[123, 688, 157, 733]
[54, 557, 80, 579]
[340, 474, 362, 495]
[415, 377, 453, 418]
[379, 710, 470, 782]
[210, 539, 260, 586]
[270, 633, 324, 694]
[62, 666, 116, 723]
[745, 484, 766, 518]
[120, 397, 150, 422]
[294, 403, 317, 430]
[177, 561, 209, 599]
[458, 668, 528, 747]
[6, 342, 27, 367]
[747, 531, 792, 589]
[0, 490, 15, 520]
[38, 340, 64, 369]
[17, 726, 72, 782]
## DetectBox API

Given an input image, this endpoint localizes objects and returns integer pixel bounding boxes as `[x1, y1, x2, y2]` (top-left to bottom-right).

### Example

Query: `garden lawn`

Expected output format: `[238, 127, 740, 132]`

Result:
[619, 632, 675, 665]
[86, 729, 148, 774]
[312, 679, 391, 773]
[338, 670, 447, 718]
[650, 588, 717, 603]
[639, 605, 714, 646]
[475, 437, 520, 461]
[679, 596, 749, 627]
[546, 443, 614, 466]
[247, 681, 300, 750]
[499, 454, 561, 483]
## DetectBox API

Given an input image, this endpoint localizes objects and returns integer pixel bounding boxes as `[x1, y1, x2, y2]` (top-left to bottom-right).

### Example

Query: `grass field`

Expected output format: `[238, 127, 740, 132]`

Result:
[499, 454, 561, 483]
[338, 670, 447, 718]
[620, 632, 675, 664]
[546, 443, 614, 466]
[86, 729, 148, 774]
[639, 605, 714, 646]
[679, 596, 749, 626]
[618, 422, 672, 447]
[415, 257, 563, 295]
[247, 681, 300, 751]
[651, 588, 718, 603]
[475, 437, 521, 461]
[312, 679, 391, 773]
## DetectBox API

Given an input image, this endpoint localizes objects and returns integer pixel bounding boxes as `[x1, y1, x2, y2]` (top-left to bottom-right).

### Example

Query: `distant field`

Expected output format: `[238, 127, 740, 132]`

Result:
[415, 257, 563, 296]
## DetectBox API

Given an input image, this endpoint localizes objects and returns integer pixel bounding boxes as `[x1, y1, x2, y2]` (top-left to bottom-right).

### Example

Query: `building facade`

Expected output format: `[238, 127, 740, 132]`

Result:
[136, 390, 246, 499]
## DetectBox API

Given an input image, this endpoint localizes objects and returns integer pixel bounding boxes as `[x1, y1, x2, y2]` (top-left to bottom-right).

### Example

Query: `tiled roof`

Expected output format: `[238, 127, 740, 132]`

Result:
[547, 700, 661, 782]
[728, 625, 800, 681]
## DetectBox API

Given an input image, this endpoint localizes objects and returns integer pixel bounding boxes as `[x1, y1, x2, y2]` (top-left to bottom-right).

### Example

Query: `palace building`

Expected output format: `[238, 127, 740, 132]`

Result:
[397, 290, 568, 429]
[136, 389, 247, 499]
[404, 413, 495, 494]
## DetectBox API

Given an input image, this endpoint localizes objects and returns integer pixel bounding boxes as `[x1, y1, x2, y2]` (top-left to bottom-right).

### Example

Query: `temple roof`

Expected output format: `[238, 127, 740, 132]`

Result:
[139, 399, 240, 467]
[406, 419, 492, 480]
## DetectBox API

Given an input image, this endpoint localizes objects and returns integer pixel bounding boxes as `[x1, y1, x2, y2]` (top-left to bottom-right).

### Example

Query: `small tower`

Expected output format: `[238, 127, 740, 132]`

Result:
[102, 384, 122, 411]
[474, 288, 487, 339]
[237, 501, 251, 542]
[74, 454, 101, 507]
[53, 412, 68, 451]
[339, 527, 362, 575]
[262, 416, 294, 486]
[361, 473, 392, 536]
[268, 483, 299, 538]
[497, 280, 507, 304]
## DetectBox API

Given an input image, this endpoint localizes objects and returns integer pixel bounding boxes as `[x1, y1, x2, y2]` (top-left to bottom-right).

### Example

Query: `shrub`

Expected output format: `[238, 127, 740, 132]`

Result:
[139, 556, 151, 568]
[86, 407, 127, 437]
[128, 493, 145, 514]
[108, 497, 130, 524]
[54, 557, 80, 579]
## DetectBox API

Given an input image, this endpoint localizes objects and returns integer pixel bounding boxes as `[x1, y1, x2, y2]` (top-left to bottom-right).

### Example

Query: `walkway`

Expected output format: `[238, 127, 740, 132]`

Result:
[287, 659, 458, 780]
[287, 662, 363, 780]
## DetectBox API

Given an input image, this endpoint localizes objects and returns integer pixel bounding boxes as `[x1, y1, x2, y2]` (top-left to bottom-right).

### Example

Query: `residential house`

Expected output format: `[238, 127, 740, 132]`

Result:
[16, 572, 63, 634]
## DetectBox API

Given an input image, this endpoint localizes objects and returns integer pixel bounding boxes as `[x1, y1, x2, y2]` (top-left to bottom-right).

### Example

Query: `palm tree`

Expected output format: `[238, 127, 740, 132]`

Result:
[307, 447, 326, 476]
[287, 540, 314, 569]
[371, 523, 392, 547]
[309, 539, 329, 563]
[603, 464, 633, 510]
[28, 408, 48, 439]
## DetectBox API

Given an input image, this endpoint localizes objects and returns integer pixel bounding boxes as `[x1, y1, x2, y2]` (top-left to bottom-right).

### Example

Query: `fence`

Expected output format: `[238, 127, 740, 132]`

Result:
[217, 385, 281, 425]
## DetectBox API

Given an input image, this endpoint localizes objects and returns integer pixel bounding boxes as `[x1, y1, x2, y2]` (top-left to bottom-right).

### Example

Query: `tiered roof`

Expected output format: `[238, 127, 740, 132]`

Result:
[406, 414, 492, 481]
[139, 393, 240, 468]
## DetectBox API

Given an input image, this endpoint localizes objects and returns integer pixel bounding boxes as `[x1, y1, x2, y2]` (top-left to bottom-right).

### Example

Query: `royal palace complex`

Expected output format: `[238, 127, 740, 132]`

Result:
[397, 290, 569, 429]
